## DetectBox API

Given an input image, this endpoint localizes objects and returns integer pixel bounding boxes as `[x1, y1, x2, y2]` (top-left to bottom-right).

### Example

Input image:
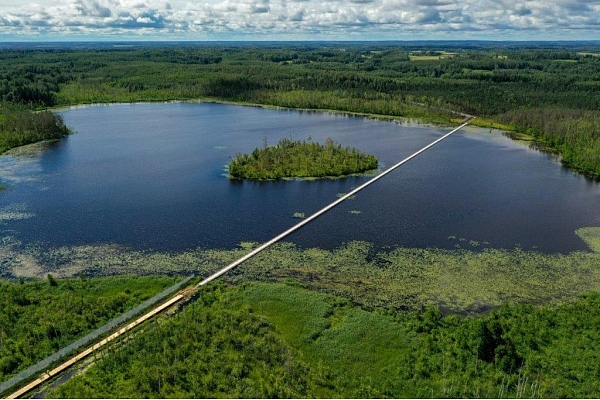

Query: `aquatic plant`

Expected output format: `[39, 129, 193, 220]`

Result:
[2, 236, 600, 314]
[0, 204, 34, 221]
[576, 227, 600, 252]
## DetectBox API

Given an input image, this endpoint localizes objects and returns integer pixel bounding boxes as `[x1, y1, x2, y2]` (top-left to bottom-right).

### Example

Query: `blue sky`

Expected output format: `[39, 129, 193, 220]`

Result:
[0, 0, 599, 41]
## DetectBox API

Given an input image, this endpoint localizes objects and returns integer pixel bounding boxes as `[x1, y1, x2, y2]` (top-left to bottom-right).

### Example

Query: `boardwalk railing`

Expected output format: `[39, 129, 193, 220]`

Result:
[0, 274, 194, 397]
[4, 116, 474, 398]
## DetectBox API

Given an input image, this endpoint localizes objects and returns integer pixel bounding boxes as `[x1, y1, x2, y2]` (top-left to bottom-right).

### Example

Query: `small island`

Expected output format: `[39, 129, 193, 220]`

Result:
[228, 137, 378, 180]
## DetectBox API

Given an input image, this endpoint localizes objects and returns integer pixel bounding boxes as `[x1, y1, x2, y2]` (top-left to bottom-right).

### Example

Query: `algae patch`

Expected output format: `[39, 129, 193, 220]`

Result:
[0, 204, 34, 221]
[2, 230, 600, 313]
[576, 227, 600, 253]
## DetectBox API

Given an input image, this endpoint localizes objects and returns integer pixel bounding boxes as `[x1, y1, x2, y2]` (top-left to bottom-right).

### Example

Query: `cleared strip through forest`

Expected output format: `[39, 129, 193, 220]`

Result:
[6, 116, 472, 398]
[1, 275, 194, 398]
[197, 116, 474, 287]
[6, 294, 187, 399]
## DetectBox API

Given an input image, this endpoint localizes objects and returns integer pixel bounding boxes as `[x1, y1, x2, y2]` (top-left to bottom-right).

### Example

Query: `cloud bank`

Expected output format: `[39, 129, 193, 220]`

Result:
[0, 0, 599, 40]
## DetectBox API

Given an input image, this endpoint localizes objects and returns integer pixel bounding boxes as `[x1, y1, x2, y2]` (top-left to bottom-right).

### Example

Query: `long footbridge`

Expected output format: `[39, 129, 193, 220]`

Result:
[3, 116, 474, 399]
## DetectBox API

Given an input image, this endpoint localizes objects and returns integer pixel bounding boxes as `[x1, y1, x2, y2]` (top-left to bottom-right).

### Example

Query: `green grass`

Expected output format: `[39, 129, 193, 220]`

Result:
[235, 282, 333, 348]
[229, 282, 416, 396]
[468, 117, 519, 133]
[409, 53, 453, 61]
[227, 283, 600, 398]
[409, 55, 446, 61]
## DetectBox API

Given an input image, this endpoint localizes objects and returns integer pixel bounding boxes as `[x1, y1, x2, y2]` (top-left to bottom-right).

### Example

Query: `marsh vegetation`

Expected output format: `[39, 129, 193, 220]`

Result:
[2, 230, 600, 397]
[47, 281, 600, 398]
[2, 229, 600, 313]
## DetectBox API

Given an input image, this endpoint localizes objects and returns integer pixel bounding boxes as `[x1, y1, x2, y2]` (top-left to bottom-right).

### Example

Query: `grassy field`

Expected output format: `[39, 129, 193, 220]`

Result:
[226, 282, 418, 397]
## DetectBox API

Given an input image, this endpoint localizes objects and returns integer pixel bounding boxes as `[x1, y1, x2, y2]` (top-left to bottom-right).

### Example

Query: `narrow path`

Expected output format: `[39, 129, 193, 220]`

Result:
[5, 116, 473, 398]
[1, 276, 194, 398]
[7, 294, 186, 399]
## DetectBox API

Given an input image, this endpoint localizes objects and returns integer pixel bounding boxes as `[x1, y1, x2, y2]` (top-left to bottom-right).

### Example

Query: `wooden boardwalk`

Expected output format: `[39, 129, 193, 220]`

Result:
[7, 117, 473, 398]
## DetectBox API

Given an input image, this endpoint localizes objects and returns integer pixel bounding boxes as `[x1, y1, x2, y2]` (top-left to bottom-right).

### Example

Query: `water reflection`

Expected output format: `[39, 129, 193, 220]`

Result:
[0, 102, 598, 254]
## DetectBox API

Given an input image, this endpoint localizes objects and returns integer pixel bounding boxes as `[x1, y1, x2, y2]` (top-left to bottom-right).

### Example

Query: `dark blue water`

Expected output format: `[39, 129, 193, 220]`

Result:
[0, 102, 598, 253]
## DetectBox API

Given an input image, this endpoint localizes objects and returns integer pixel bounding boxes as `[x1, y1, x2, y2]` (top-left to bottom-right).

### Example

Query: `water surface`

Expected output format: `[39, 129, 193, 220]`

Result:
[0, 102, 598, 253]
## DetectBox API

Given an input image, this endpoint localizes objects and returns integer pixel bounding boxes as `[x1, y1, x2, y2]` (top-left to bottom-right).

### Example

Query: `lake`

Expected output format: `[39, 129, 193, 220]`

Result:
[0, 102, 598, 253]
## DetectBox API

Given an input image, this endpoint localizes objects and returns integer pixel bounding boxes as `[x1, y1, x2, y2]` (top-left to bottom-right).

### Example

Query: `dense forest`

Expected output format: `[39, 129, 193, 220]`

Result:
[0, 103, 69, 155]
[497, 109, 600, 176]
[48, 281, 600, 398]
[229, 137, 378, 179]
[1, 43, 599, 176]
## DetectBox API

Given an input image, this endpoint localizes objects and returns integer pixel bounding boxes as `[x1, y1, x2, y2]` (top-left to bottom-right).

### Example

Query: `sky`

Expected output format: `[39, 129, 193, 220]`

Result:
[0, 0, 599, 41]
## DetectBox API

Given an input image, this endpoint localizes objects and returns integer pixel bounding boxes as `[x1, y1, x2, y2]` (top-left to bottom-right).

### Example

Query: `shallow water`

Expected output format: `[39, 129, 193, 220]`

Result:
[0, 102, 598, 253]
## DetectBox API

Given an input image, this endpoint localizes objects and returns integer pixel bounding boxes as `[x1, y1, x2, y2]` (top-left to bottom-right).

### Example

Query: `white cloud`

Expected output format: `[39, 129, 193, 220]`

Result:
[0, 0, 598, 40]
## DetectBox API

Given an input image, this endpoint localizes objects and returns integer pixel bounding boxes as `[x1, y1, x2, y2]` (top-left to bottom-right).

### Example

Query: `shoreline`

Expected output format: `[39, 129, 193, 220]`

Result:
[20, 98, 598, 181]
[48, 98, 458, 128]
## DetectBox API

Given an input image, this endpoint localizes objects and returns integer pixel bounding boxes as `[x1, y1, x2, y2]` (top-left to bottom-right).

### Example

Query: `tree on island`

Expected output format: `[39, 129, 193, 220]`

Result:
[228, 137, 378, 180]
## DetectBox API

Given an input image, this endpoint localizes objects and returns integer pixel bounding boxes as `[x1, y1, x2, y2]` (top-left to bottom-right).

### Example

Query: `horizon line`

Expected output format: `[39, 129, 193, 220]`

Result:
[2, 39, 600, 43]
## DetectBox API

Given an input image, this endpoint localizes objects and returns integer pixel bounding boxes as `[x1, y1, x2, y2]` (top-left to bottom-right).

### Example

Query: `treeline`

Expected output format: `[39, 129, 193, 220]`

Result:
[3, 45, 599, 114]
[0, 276, 177, 382]
[498, 109, 600, 178]
[48, 282, 600, 398]
[229, 137, 378, 179]
[1, 44, 600, 175]
[0, 103, 70, 153]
